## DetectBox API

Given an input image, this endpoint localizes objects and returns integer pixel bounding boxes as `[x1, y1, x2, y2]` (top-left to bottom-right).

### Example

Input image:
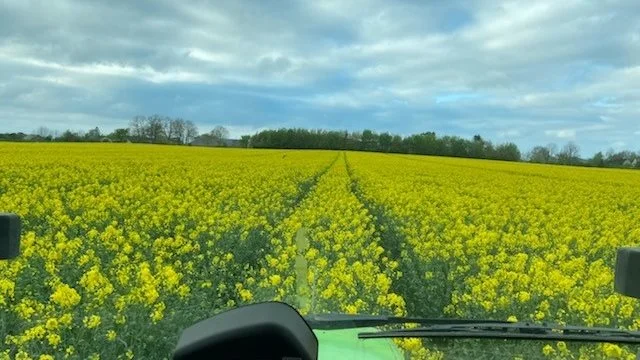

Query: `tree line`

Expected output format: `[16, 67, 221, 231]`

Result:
[1, 115, 231, 146]
[248, 128, 640, 169]
[1, 114, 639, 169]
[248, 128, 522, 161]
[1, 115, 200, 144]
[526, 143, 640, 168]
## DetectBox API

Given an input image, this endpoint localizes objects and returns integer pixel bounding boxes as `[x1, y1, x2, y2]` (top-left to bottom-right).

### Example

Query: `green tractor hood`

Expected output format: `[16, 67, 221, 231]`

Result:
[313, 327, 404, 360]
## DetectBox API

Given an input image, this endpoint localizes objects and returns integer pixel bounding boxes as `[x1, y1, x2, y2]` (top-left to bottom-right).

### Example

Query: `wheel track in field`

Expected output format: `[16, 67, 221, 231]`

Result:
[344, 152, 452, 317]
[247, 152, 410, 316]
[162, 153, 342, 337]
[286, 153, 342, 221]
[202, 151, 341, 269]
[215, 152, 341, 265]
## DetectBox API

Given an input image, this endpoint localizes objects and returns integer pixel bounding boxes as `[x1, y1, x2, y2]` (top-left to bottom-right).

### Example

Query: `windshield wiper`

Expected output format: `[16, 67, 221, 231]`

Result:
[359, 322, 640, 344]
[304, 313, 511, 330]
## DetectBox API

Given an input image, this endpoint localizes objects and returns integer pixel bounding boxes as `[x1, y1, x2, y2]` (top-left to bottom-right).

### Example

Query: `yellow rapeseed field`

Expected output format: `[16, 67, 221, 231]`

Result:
[1, 143, 640, 359]
[347, 152, 640, 359]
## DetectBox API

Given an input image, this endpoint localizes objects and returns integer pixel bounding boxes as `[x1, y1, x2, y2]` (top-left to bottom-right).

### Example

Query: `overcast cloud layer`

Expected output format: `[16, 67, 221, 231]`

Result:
[1, 0, 639, 155]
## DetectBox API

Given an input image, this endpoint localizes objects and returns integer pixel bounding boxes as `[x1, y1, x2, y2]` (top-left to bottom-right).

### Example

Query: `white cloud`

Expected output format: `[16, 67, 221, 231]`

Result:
[0, 52, 209, 84]
[15, 75, 79, 88]
[185, 48, 236, 65]
[498, 129, 521, 138]
[580, 123, 613, 132]
[545, 129, 576, 139]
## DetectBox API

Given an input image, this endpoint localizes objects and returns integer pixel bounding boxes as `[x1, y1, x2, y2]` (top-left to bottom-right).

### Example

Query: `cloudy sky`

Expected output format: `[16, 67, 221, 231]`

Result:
[1, 0, 639, 155]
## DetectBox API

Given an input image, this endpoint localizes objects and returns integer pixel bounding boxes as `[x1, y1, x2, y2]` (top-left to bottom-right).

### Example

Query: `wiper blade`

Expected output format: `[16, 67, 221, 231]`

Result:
[304, 313, 510, 330]
[359, 322, 640, 344]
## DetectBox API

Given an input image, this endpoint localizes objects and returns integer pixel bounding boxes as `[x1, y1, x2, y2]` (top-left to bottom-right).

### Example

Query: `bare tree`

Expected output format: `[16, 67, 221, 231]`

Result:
[184, 120, 199, 144]
[564, 142, 580, 158]
[558, 141, 580, 165]
[170, 118, 186, 144]
[34, 126, 53, 139]
[210, 125, 229, 143]
[162, 116, 173, 142]
[130, 115, 147, 141]
[528, 146, 552, 163]
[146, 114, 166, 143]
[546, 143, 557, 157]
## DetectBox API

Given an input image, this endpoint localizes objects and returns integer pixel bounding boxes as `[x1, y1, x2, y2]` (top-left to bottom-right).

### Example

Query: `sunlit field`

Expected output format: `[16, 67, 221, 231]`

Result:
[1, 143, 640, 359]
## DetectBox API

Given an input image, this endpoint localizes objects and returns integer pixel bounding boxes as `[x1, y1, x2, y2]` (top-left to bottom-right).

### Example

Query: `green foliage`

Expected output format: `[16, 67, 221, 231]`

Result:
[494, 142, 522, 162]
[109, 128, 131, 142]
[250, 128, 522, 162]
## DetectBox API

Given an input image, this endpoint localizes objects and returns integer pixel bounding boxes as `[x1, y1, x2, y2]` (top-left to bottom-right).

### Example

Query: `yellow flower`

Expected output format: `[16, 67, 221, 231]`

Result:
[83, 315, 102, 329]
[507, 315, 518, 322]
[79, 266, 114, 301]
[151, 302, 166, 323]
[25, 325, 46, 340]
[50, 283, 81, 308]
[556, 341, 568, 354]
[517, 291, 531, 303]
[15, 351, 32, 360]
[161, 265, 180, 289]
[0, 279, 15, 305]
[45, 318, 59, 331]
[106, 330, 117, 341]
[401, 338, 423, 352]
[59, 313, 73, 327]
[177, 284, 190, 298]
[65, 346, 75, 357]
[542, 344, 555, 356]
[269, 275, 282, 286]
[344, 304, 357, 314]
[619, 304, 634, 318]
[47, 333, 61, 347]
[603, 343, 623, 358]
[239, 289, 253, 302]
[15, 300, 38, 320]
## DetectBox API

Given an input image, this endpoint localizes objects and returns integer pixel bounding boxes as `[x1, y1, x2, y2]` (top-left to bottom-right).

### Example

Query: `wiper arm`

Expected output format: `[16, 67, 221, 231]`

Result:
[304, 313, 511, 330]
[359, 322, 640, 344]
